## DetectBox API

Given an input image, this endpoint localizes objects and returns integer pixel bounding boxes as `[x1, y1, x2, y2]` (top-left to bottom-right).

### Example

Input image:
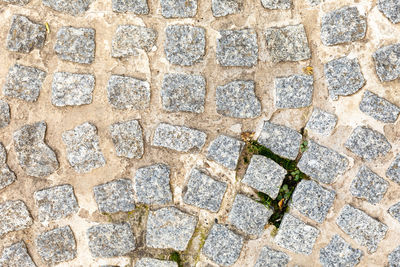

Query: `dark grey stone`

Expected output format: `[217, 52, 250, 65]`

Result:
[387, 153, 400, 185]
[42, 0, 93, 16]
[0, 142, 16, 191]
[212, 0, 243, 17]
[350, 166, 388, 204]
[261, 0, 291, 9]
[388, 245, 400, 267]
[1, 0, 30, 5]
[161, 0, 197, 18]
[306, 108, 337, 136]
[378, 0, 400, 24]
[206, 135, 245, 170]
[0, 241, 36, 267]
[109, 120, 144, 159]
[112, 25, 157, 57]
[93, 178, 135, 213]
[373, 43, 400, 82]
[0, 200, 32, 237]
[359, 90, 400, 123]
[135, 258, 178, 267]
[319, 235, 363, 267]
[0, 100, 10, 129]
[254, 246, 289, 267]
[112, 0, 149, 14]
[274, 74, 313, 109]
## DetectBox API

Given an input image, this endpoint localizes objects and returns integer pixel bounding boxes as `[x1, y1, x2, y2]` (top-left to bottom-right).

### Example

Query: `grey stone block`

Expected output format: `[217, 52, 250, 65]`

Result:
[306, 108, 337, 136]
[389, 245, 400, 267]
[359, 90, 400, 123]
[161, 0, 197, 18]
[0, 200, 32, 237]
[206, 135, 245, 170]
[94, 178, 135, 213]
[274, 74, 313, 109]
[112, 25, 157, 57]
[254, 246, 289, 267]
[0, 142, 16, 191]
[1, 0, 30, 5]
[350, 166, 388, 204]
[112, 0, 149, 14]
[373, 43, 400, 82]
[387, 153, 400, 185]
[388, 201, 400, 223]
[261, 0, 291, 9]
[0, 241, 36, 267]
[378, 0, 400, 24]
[42, 0, 94, 16]
[135, 258, 178, 267]
[212, 0, 243, 17]
[319, 235, 363, 267]
[306, 0, 322, 6]
[0, 100, 10, 129]
[109, 120, 144, 159]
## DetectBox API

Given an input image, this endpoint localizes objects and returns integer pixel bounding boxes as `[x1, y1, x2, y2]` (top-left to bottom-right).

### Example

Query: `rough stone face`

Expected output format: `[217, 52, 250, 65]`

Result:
[345, 126, 391, 160]
[183, 168, 227, 212]
[373, 43, 400, 82]
[0, 142, 16, 191]
[165, 25, 205, 66]
[274, 213, 319, 255]
[212, 0, 243, 17]
[202, 224, 244, 266]
[13, 121, 59, 177]
[242, 155, 287, 199]
[136, 258, 178, 267]
[87, 223, 136, 257]
[265, 24, 311, 62]
[350, 166, 388, 204]
[0, 100, 10, 128]
[0, 200, 32, 237]
[3, 64, 46, 102]
[36, 226, 76, 265]
[134, 163, 173, 205]
[62, 122, 106, 173]
[42, 0, 93, 16]
[6, 15, 46, 53]
[388, 245, 400, 267]
[54, 27, 95, 64]
[107, 75, 150, 110]
[206, 135, 245, 170]
[112, 0, 149, 14]
[216, 80, 261, 118]
[112, 25, 157, 57]
[1, 0, 30, 5]
[93, 178, 135, 213]
[359, 90, 400, 123]
[388, 201, 400, 223]
[161, 0, 197, 18]
[109, 120, 144, 159]
[257, 121, 302, 160]
[261, 0, 291, 9]
[387, 153, 400, 185]
[320, 6, 367, 46]
[298, 140, 349, 184]
[306, 108, 337, 136]
[254, 246, 290, 267]
[146, 207, 197, 251]
[51, 72, 95, 107]
[378, 0, 400, 24]
[307, 0, 322, 6]
[319, 235, 363, 267]
[290, 180, 336, 223]
[161, 73, 206, 113]
[34, 184, 79, 222]
[216, 29, 258, 67]
[274, 74, 314, 109]
[336, 205, 388, 253]
[152, 123, 207, 153]
[0, 241, 36, 267]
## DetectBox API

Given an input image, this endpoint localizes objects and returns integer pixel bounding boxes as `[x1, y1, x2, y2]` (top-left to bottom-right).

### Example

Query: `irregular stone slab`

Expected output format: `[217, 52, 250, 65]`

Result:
[373, 43, 400, 82]
[242, 155, 286, 199]
[388, 201, 400, 223]
[387, 153, 400, 185]
[261, 0, 291, 9]
[13, 121, 59, 177]
[291, 180, 335, 223]
[136, 258, 178, 267]
[321, 6, 366, 46]
[274, 213, 319, 255]
[107, 75, 150, 110]
[320, 235, 363, 267]
[51, 72, 95, 107]
[42, 0, 93, 16]
[378, 0, 400, 24]
[93, 178, 135, 213]
[162, 73, 206, 113]
[112, 25, 157, 57]
[165, 25, 205, 66]
[265, 24, 311, 62]
[216, 80, 261, 118]
[306, 108, 337, 136]
[0, 241, 36, 267]
[206, 135, 245, 170]
[134, 163, 172, 205]
[183, 168, 227, 212]
[254, 246, 290, 267]
[34, 184, 79, 222]
[350, 166, 388, 204]
[298, 140, 349, 184]
[54, 27, 95, 64]
[87, 223, 136, 257]
[146, 207, 197, 251]
[152, 123, 207, 153]
[274, 74, 313, 109]
[359, 90, 400, 123]
[212, 0, 243, 17]
[307, 0, 322, 6]
[0, 142, 16, 191]
[36, 226, 76, 265]
[112, 0, 149, 14]
[257, 121, 302, 160]
[0, 200, 32, 237]
[62, 122, 105, 173]
[216, 29, 258, 67]
[202, 224, 244, 266]
[345, 126, 391, 160]
[109, 120, 144, 159]
[389, 245, 400, 267]
[161, 0, 197, 18]
[6, 15, 46, 53]
[3, 64, 46, 102]
[336, 205, 388, 253]
[1, 0, 30, 5]
[0, 100, 10, 128]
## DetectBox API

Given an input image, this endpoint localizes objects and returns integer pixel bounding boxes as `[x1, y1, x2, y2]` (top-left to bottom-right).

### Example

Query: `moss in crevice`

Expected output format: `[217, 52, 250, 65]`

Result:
[169, 251, 182, 267]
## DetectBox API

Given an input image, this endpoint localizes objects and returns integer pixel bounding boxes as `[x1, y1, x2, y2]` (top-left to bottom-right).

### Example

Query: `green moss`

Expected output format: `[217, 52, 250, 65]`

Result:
[170, 251, 182, 267]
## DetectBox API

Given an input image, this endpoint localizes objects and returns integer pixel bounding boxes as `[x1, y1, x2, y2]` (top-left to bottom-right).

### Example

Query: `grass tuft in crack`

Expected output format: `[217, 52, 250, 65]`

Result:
[170, 251, 182, 267]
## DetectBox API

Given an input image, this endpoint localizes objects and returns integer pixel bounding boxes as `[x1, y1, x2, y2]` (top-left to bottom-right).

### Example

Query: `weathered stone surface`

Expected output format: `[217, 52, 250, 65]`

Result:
[216, 80, 261, 118]
[274, 74, 314, 109]
[291, 180, 335, 223]
[388, 201, 400, 223]
[3, 64, 46, 102]
[216, 29, 258, 67]
[13, 121, 59, 177]
[265, 24, 311, 62]
[336, 205, 388, 253]
[0, 241, 36, 267]
[388, 245, 400, 267]
[34, 184, 79, 222]
[1, 0, 30, 5]
[0, 142, 16, 191]
[134, 163, 172, 205]
[62, 122, 105, 173]
[350, 166, 388, 204]
[257, 121, 302, 160]
[206, 135, 245, 170]
[0, 100, 10, 128]
[107, 75, 150, 110]
[112, 0, 149, 14]
[146, 207, 197, 251]
[345, 126, 391, 160]
[136, 258, 178, 267]
[93, 178, 135, 213]
[152, 123, 207, 153]
[306, 0, 322, 6]
[161, 0, 197, 18]
[378, 0, 400, 24]
[165, 25, 205, 66]
[254, 246, 289, 267]
[359, 90, 400, 123]
[387, 153, 400, 185]
[261, 0, 291, 9]
[373, 43, 400, 82]
[274, 213, 319, 255]
[183, 168, 227, 212]
[212, 0, 242, 17]
[36, 226, 76, 265]
[320, 235, 363, 267]
[6, 15, 46, 53]
[109, 120, 144, 159]
[51, 72, 95, 107]
[298, 140, 349, 184]
[202, 224, 244, 266]
[306, 108, 337, 136]
[87, 223, 136, 257]
[161, 73, 206, 113]
[0, 200, 32, 237]
[112, 25, 157, 57]
[42, 0, 93, 16]
[54, 27, 95, 64]
[321, 6, 366, 46]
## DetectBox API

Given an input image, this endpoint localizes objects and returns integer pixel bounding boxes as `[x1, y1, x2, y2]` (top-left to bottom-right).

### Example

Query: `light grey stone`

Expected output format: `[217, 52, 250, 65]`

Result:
[388, 201, 400, 223]
[206, 135, 245, 170]
[212, 0, 243, 17]
[0, 241, 36, 267]
[109, 120, 144, 159]
[389, 245, 400, 267]
[0, 142, 16, 191]
[373, 43, 400, 82]
[319, 235, 363, 267]
[0, 100, 10, 128]
[42, 0, 93, 16]
[274, 74, 314, 109]
[112, 0, 149, 14]
[261, 0, 291, 9]
[161, 0, 197, 18]
[306, 108, 337, 136]
[387, 153, 400, 185]
[254, 246, 289, 267]
[112, 25, 157, 57]
[306, 0, 322, 6]
[1, 0, 30, 5]
[378, 0, 400, 24]
[135, 258, 178, 267]
[359, 90, 400, 123]
[93, 178, 135, 213]
[0, 200, 32, 237]
[350, 166, 388, 204]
